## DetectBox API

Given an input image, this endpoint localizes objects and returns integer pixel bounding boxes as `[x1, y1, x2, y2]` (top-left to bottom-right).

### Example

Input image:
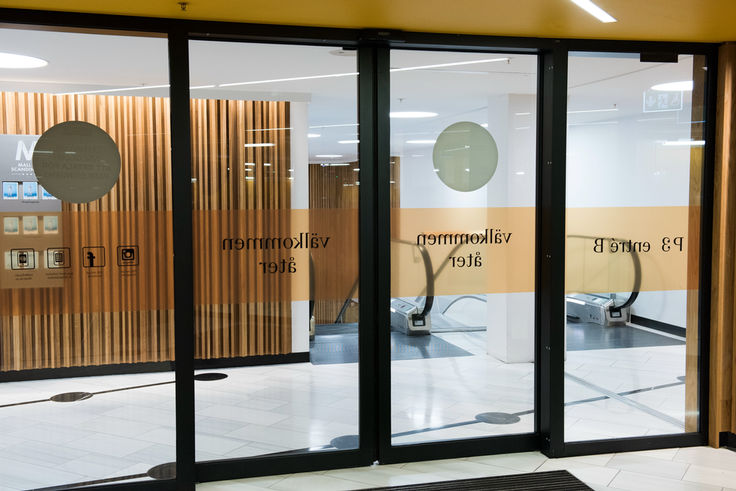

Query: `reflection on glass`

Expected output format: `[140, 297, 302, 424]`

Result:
[564, 53, 704, 441]
[189, 41, 359, 460]
[0, 28, 174, 488]
[390, 50, 538, 444]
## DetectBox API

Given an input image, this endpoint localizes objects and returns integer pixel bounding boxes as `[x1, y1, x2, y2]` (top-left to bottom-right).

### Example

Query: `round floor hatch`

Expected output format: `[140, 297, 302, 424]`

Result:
[475, 412, 521, 425]
[330, 435, 359, 449]
[147, 462, 176, 480]
[50, 392, 93, 403]
[194, 373, 228, 381]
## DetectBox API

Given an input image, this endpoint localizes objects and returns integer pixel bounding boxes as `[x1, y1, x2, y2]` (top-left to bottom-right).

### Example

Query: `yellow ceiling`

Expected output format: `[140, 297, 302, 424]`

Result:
[0, 0, 735, 43]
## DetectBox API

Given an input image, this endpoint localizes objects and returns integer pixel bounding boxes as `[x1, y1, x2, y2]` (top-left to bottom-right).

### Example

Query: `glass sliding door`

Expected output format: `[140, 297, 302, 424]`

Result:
[389, 49, 538, 445]
[564, 52, 706, 441]
[188, 41, 360, 460]
[0, 28, 175, 488]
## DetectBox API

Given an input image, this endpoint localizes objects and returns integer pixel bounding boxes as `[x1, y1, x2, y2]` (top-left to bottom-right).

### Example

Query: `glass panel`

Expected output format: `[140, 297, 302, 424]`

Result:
[389, 50, 538, 444]
[0, 28, 174, 487]
[189, 41, 359, 459]
[565, 53, 704, 441]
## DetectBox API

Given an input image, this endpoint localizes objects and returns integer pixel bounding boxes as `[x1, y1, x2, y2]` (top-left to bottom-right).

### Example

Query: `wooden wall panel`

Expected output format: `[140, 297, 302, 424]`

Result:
[0, 92, 174, 371]
[308, 158, 399, 325]
[710, 42, 736, 446]
[190, 99, 292, 359]
[0, 93, 293, 371]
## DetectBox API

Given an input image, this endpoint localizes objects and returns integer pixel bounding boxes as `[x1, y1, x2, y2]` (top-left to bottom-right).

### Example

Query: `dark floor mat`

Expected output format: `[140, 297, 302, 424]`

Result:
[310, 330, 471, 365]
[566, 320, 684, 351]
[368, 470, 591, 490]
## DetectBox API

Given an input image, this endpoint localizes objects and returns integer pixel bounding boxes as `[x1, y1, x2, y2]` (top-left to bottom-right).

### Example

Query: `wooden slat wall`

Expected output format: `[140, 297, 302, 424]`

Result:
[709, 42, 736, 446]
[191, 99, 292, 359]
[308, 158, 399, 324]
[1, 94, 294, 371]
[0, 92, 175, 371]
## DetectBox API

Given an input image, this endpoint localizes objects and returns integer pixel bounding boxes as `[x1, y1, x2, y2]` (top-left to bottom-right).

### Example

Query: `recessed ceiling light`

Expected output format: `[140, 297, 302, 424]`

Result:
[0, 52, 47, 69]
[570, 0, 617, 23]
[307, 133, 321, 138]
[244, 143, 275, 148]
[651, 81, 693, 91]
[406, 140, 437, 144]
[390, 112, 438, 119]
[315, 154, 343, 158]
[338, 140, 359, 144]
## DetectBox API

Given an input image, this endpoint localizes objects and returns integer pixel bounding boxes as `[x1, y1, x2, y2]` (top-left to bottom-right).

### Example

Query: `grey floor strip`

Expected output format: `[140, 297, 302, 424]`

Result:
[565, 372, 685, 429]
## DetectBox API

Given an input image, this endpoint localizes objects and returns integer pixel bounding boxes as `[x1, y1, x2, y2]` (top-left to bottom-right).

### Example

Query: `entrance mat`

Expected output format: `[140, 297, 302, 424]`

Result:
[369, 470, 591, 490]
[310, 329, 471, 365]
[566, 321, 684, 351]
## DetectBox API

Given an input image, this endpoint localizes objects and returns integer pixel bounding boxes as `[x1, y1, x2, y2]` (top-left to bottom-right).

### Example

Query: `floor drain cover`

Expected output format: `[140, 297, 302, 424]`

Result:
[475, 412, 521, 425]
[50, 392, 93, 403]
[330, 435, 359, 449]
[677, 376, 686, 382]
[147, 462, 176, 480]
[194, 373, 228, 381]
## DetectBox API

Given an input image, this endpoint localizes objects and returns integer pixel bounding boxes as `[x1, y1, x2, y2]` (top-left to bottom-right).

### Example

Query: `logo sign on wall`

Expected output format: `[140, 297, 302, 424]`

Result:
[32, 121, 121, 204]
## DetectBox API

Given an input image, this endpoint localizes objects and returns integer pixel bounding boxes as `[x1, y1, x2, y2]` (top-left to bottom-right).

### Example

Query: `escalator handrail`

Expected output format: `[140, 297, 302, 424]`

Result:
[566, 234, 642, 314]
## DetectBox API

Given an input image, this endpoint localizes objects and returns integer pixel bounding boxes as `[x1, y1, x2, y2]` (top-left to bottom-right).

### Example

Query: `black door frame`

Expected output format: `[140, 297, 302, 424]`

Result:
[0, 8, 719, 491]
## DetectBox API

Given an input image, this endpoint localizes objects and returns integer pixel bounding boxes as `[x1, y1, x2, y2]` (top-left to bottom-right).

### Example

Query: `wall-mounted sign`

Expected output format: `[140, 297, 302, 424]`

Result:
[643, 89, 683, 113]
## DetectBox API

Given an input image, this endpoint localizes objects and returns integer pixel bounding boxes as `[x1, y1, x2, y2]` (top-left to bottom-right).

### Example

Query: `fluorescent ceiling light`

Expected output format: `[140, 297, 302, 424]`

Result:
[219, 72, 358, 88]
[567, 108, 619, 114]
[309, 123, 358, 129]
[315, 154, 343, 158]
[390, 57, 508, 73]
[390, 112, 438, 119]
[59, 84, 170, 96]
[567, 297, 586, 305]
[263, 162, 271, 166]
[0, 52, 47, 68]
[339, 139, 359, 144]
[307, 133, 321, 138]
[515, 112, 531, 116]
[245, 176, 255, 181]
[662, 140, 705, 146]
[244, 162, 255, 166]
[244, 143, 274, 148]
[353, 168, 360, 172]
[190, 85, 216, 89]
[406, 140, 437, 144]
[570, 0, 617, 23]
[515, 171, 526, 175]
[651, 81, 693, 91]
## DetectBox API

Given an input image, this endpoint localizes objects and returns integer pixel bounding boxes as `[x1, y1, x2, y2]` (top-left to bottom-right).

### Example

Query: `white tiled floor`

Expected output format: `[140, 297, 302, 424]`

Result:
[197, 446, 736, 490]
[0, 328, 690, 489]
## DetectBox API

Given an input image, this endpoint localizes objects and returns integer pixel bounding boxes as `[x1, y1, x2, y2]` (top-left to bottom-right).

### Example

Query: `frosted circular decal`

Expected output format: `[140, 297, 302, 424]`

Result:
[432, 121, 498, 192]
[32, 121, 121, 203]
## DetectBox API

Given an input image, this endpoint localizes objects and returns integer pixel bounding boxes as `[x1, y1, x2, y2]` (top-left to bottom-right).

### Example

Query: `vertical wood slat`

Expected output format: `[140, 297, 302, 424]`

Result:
[709, 43, 736, 446]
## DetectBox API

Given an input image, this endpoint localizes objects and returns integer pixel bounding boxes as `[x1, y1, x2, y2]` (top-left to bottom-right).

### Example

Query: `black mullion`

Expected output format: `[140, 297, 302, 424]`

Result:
[358, 42, 392, 463]
[698, 47, 718, 439]
[168, 30, 196, 490]
[538, 44, 568, 458]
